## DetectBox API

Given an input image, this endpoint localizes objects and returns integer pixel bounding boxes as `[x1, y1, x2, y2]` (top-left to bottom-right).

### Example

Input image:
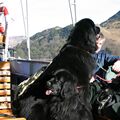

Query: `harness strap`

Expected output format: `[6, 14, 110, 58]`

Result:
[95, 74, 112, 83]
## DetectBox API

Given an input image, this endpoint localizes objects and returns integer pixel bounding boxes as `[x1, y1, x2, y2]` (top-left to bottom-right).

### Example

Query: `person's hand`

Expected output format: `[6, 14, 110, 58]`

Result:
[112, 60, 120, 72]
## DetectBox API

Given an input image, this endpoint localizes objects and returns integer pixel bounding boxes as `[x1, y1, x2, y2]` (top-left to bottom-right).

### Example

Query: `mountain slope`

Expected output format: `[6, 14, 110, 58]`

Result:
[14, 10, 120, 59]
[15, 25, 73, 59]
[100, 11, 120, 28]
[100, 10, 120, 55]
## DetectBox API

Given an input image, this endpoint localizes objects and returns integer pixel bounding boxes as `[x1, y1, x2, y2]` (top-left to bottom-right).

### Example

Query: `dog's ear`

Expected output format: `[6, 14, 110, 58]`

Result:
[60, 80, 77, 99]
[54, 69, 78, 98]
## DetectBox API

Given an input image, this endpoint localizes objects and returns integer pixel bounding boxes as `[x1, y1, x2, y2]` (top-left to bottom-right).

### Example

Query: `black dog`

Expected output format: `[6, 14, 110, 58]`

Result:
[12, 18, 97, 120]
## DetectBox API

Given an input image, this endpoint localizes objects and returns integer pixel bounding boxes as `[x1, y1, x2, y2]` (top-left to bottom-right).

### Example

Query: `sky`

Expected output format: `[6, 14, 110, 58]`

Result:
[3, 0, 120, 37]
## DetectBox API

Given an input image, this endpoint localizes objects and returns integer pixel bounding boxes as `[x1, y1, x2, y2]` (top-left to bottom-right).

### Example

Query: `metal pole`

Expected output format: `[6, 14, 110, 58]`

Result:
[20, 0, 27, 36]
[26, 0, 31, 60]
[73, 0, 77, 24]
[68, 0, 74, 26]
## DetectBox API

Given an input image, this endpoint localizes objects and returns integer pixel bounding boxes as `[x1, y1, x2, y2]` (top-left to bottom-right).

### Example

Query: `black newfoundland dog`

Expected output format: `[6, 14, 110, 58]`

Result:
[12, 18, 97, 120]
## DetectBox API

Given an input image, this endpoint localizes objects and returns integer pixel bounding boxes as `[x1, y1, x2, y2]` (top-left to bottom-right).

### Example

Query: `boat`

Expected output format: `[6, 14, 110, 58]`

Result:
[0, 1, 52, 119]
[0, 0, 91, 119]
[0, 29, 50, 119]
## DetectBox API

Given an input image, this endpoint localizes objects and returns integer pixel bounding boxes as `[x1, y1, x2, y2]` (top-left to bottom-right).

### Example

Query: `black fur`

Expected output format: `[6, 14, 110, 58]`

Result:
[12, 18, 97, 120]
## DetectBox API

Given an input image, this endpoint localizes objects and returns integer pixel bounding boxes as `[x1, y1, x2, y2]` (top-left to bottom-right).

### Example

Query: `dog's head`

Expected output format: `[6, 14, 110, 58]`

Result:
[45, 69, 86, 99]
[67, 18, 97, 53]
[45, 69, 92, 120]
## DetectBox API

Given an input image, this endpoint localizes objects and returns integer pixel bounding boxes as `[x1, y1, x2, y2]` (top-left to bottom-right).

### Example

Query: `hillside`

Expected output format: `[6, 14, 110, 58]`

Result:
[101, 11, 120, 28]
[15, 25, 73, 59]
[100, 11, 120, 55]
[14, 10, 120, 59]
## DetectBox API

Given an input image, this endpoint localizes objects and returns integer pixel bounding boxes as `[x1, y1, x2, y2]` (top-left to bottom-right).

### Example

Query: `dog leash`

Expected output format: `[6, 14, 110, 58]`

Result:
[95, 63, 112, 83]
[95, 74, 112, 83]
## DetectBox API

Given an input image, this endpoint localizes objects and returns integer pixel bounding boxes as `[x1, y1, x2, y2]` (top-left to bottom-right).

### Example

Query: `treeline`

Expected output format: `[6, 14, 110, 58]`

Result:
[15, 26, 73, 59]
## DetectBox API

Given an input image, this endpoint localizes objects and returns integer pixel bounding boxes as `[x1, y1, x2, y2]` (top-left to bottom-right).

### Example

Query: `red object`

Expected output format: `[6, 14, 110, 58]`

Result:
[0, 6, 8, 16]
[0, 25, 4, 33]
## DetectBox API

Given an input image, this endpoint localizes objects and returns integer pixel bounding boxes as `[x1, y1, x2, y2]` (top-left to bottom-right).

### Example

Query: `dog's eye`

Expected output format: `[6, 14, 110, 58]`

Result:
[47, 76, 56, 87]
[47, 81, 51, 86]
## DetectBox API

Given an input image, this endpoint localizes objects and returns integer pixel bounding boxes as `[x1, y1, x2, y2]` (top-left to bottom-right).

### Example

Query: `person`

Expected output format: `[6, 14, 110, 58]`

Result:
[0, 2, 9, 16]
[90, 26, 120, 120]
[0, 2, 9, 35]
[90, 26, 120, 83]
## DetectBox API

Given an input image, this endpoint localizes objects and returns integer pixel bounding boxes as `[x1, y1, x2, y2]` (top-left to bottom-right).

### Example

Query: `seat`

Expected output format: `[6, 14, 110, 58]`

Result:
[0, 61, 26, 120]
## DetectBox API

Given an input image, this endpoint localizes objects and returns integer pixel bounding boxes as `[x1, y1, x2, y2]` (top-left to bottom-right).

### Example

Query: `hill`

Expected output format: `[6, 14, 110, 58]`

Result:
[100, 11, 120, 28]
[100, 11, 120, 55]
[14, 11, 120, 59]
[15, 25, 73, 59]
